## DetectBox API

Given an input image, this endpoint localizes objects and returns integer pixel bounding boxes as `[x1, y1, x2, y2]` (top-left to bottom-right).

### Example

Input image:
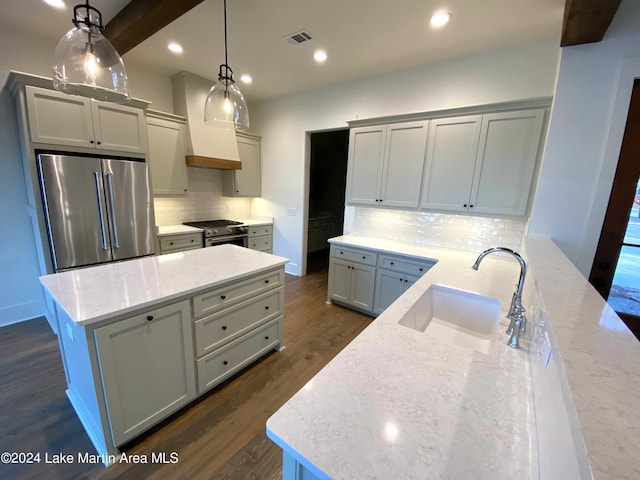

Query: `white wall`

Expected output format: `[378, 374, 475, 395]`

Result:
[529, 0, 640, 276]
[250, 39, 560, 275]
[0, 25, 173, 327]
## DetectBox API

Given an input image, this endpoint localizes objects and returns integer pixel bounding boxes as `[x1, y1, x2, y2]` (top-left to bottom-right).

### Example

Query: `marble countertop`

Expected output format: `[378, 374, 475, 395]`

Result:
[156, 224, 203, 236]
[267, 234, 537, 479]
[40, 245, 288, 326]
[236, 218, 273, 226]
[524, 237, 640, 480]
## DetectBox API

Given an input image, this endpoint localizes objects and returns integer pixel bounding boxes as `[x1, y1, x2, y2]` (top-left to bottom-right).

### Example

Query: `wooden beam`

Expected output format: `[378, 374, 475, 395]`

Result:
[104, 0, 206, 55]
[561, 0, 622, 47]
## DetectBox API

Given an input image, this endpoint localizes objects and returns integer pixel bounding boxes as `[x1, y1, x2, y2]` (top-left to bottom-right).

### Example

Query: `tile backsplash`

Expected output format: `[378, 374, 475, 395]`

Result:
[153, 167, 252, 225]
[344, 206, 527, 252]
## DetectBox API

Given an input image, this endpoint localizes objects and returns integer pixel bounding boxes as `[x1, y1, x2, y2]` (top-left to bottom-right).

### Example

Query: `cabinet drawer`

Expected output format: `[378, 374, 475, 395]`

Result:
[197, 318, 281, 393]
[378, 254, 435, 276]
[249, 235, 272, 251]
[331, 246, 377, 266]
[249, 225, 272, 237]
[194, 288, 283, 357]
[159, 233, 202, 252]
[192, 269, 283, 318]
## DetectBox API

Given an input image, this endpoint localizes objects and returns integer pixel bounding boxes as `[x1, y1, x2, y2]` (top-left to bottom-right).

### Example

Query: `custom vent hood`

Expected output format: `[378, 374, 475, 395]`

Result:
[171, 71, 241, 170]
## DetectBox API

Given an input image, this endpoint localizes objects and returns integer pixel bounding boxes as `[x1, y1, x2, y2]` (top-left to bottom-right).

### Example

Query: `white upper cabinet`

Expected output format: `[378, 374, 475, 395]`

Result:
[25, 85, 147, 154]
[420, 109, 544, 216]
[222, 132, 261, 197]
[346, 125, 386, 206]
[147, 111, 188, 194]
[471, 109, 544, 216]
[346, 121, 428, 208]
[421, 115, 482, 212]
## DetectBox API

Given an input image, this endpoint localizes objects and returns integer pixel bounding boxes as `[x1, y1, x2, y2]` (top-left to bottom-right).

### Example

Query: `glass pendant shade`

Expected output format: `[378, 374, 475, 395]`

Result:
[204, 76, 249, 130]
[53, 4, 130, 103]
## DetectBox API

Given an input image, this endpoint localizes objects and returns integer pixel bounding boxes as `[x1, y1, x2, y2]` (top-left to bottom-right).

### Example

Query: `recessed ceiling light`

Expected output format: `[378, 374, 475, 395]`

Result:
[430, 11, 451, 28]
[240, 74, 252, 84]
[167, 42, 183, 54]
[314, 50, 327, 63]
[43, 0, 66, 8]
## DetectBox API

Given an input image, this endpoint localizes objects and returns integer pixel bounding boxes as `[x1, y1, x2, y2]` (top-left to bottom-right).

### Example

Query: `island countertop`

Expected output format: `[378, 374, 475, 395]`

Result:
[40, 244, 288, 326]
[267, 234, 537, 479]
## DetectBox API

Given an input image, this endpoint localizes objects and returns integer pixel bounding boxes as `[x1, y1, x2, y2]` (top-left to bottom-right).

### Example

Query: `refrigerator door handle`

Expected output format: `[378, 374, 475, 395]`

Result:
[93, 171, 109, 250]
[105, 172, 120, 249]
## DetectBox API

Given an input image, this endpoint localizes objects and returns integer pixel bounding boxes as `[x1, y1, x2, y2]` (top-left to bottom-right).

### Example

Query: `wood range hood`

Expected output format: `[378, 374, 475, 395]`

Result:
[171, 71, 242, 170]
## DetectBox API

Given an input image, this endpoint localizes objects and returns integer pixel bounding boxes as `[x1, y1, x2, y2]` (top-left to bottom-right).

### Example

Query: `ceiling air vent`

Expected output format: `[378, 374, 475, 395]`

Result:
[285, 30, 313, 45]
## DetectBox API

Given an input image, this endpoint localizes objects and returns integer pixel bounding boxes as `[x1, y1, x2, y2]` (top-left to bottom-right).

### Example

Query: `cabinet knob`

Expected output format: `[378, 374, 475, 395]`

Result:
[265, 279, 270, 284]
[404, 279, 408, 283]
[190, 239, 194, 243]
[90, 140, 95, 144]
[220, 295, 226, 300]
[265, 305, 270, 310]
[97, 141, 102, 145]
[222, 325, 227, 330]
[390, 262, 394, 265]
[463, 204, 468, 208]
[264, 335, 269, 340]
[236, 190, 239, 193]
[469, 204, 474, 208]
[223, 360, 228, 366]
[598, 262, 610, 270]
[146, 315, 153, 321]
[170, 242, 174, 245]
[362, 256, 366, 259]
[419, 268, 423, 272]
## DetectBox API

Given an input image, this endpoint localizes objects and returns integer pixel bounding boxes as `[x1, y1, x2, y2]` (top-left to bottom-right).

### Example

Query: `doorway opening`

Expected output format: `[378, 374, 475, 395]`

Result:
[589, 79, 640, 339]
[306, 129, 349, 274]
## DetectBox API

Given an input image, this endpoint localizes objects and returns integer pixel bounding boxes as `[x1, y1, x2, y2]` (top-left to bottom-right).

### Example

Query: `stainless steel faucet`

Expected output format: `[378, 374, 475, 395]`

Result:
[472, 247, 527, 349]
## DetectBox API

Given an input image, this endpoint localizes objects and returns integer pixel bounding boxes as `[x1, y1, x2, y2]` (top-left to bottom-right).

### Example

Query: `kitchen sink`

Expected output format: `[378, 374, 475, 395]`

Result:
[398, 284, 501, 354]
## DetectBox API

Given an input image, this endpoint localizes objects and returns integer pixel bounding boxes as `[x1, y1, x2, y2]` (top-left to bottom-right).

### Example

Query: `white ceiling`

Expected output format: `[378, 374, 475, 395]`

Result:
[2, 0, 565, 103]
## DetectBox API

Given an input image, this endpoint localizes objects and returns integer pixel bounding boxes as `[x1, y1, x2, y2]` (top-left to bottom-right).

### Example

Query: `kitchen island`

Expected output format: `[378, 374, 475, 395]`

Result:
[267, 235, 640, 479]
[40, 245, 288, 464]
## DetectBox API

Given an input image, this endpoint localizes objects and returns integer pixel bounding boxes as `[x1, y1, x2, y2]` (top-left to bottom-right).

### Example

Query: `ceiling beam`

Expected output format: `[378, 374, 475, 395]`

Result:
[561, 0, 622, 47]
[104, 0, 206, 55]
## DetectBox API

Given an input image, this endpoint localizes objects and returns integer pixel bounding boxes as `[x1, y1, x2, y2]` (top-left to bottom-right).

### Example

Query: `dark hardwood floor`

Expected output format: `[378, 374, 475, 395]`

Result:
[0, 251, 372, 480]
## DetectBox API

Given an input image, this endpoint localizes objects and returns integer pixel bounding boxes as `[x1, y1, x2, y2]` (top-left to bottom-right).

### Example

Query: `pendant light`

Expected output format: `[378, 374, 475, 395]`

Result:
[52, 0, 130, 103]
[204, 0, 249, 131]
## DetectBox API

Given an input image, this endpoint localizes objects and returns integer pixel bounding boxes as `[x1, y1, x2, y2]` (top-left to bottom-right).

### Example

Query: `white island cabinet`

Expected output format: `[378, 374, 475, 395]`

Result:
[41, 245, 288, 465]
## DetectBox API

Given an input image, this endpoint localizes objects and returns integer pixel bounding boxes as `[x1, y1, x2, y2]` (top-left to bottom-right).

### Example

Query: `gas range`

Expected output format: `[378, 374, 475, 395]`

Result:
[182, 219, 248, 247]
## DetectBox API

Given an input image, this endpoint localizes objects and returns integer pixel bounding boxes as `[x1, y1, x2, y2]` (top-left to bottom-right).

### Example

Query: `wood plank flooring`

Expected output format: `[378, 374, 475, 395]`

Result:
[0, 253, 372, 480]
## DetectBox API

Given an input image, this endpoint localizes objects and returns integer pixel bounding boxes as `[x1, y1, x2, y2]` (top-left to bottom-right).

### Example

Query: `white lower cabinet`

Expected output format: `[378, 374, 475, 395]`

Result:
[248, 224, 273, 253]
[328, 245, 436, 316]
[197, 318, 281, 393]
[94, 300, 196, 446]
[158, 232, 203, 254]
[328, 246, 377, 312]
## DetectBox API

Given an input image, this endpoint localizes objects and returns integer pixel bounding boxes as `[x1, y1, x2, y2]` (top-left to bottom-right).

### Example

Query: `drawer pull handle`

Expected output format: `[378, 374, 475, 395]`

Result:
[390, 262, 394, 265]
[169, 242, 174, 245]
[362, 256, 366, 259]
[223, 360, 228, 366]
[264, 335, 269, 340]
[265, 306, 270, 310]
[221, 295, 226, 300]
[222, 325, 227, 330]
[265, 279, 270, 284]
[419, 268, 423, 272]
[146, 315, 153, 321]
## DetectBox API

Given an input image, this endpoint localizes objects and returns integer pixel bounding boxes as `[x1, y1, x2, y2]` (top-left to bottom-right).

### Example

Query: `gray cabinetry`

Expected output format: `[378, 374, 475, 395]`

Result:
[25, 85, 147, 154]
[373, 254, 435, 314]
[248, 224, 273, 253]
[159, 232, 203, 254]
[328, 246, 377, 312]
[346, 121, 428, 208]
[94, 300, 196, 445]
[223, 132, 261, 197]
[147, 110, 188, 194]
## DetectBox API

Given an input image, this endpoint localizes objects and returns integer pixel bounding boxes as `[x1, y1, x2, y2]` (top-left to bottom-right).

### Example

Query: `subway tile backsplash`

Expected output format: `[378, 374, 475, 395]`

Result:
[153, 167, 252, 225]
[344, 206, 527, 252]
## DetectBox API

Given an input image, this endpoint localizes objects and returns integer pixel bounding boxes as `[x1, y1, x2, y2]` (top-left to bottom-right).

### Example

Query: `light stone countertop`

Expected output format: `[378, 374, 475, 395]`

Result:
[156, 224, 204, 236]
[40, 245, 288, 326]
[235, 218, 274, 226]
[524, 237, 640, 480]
[267, 234, 538, 479]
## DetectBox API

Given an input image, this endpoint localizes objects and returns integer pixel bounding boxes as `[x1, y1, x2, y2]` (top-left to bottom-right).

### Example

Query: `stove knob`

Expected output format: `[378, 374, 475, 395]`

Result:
[212, 229, 218, 235]
[226, 228, 232, 234]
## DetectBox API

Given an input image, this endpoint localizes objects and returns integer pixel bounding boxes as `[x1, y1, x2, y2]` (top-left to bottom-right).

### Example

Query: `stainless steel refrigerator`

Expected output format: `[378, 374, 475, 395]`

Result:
[37, 153, 156, 272]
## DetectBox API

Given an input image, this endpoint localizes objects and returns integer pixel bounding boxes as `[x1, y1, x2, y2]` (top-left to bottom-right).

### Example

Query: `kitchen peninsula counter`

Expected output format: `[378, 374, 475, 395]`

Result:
[267, 234, 640, 479]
